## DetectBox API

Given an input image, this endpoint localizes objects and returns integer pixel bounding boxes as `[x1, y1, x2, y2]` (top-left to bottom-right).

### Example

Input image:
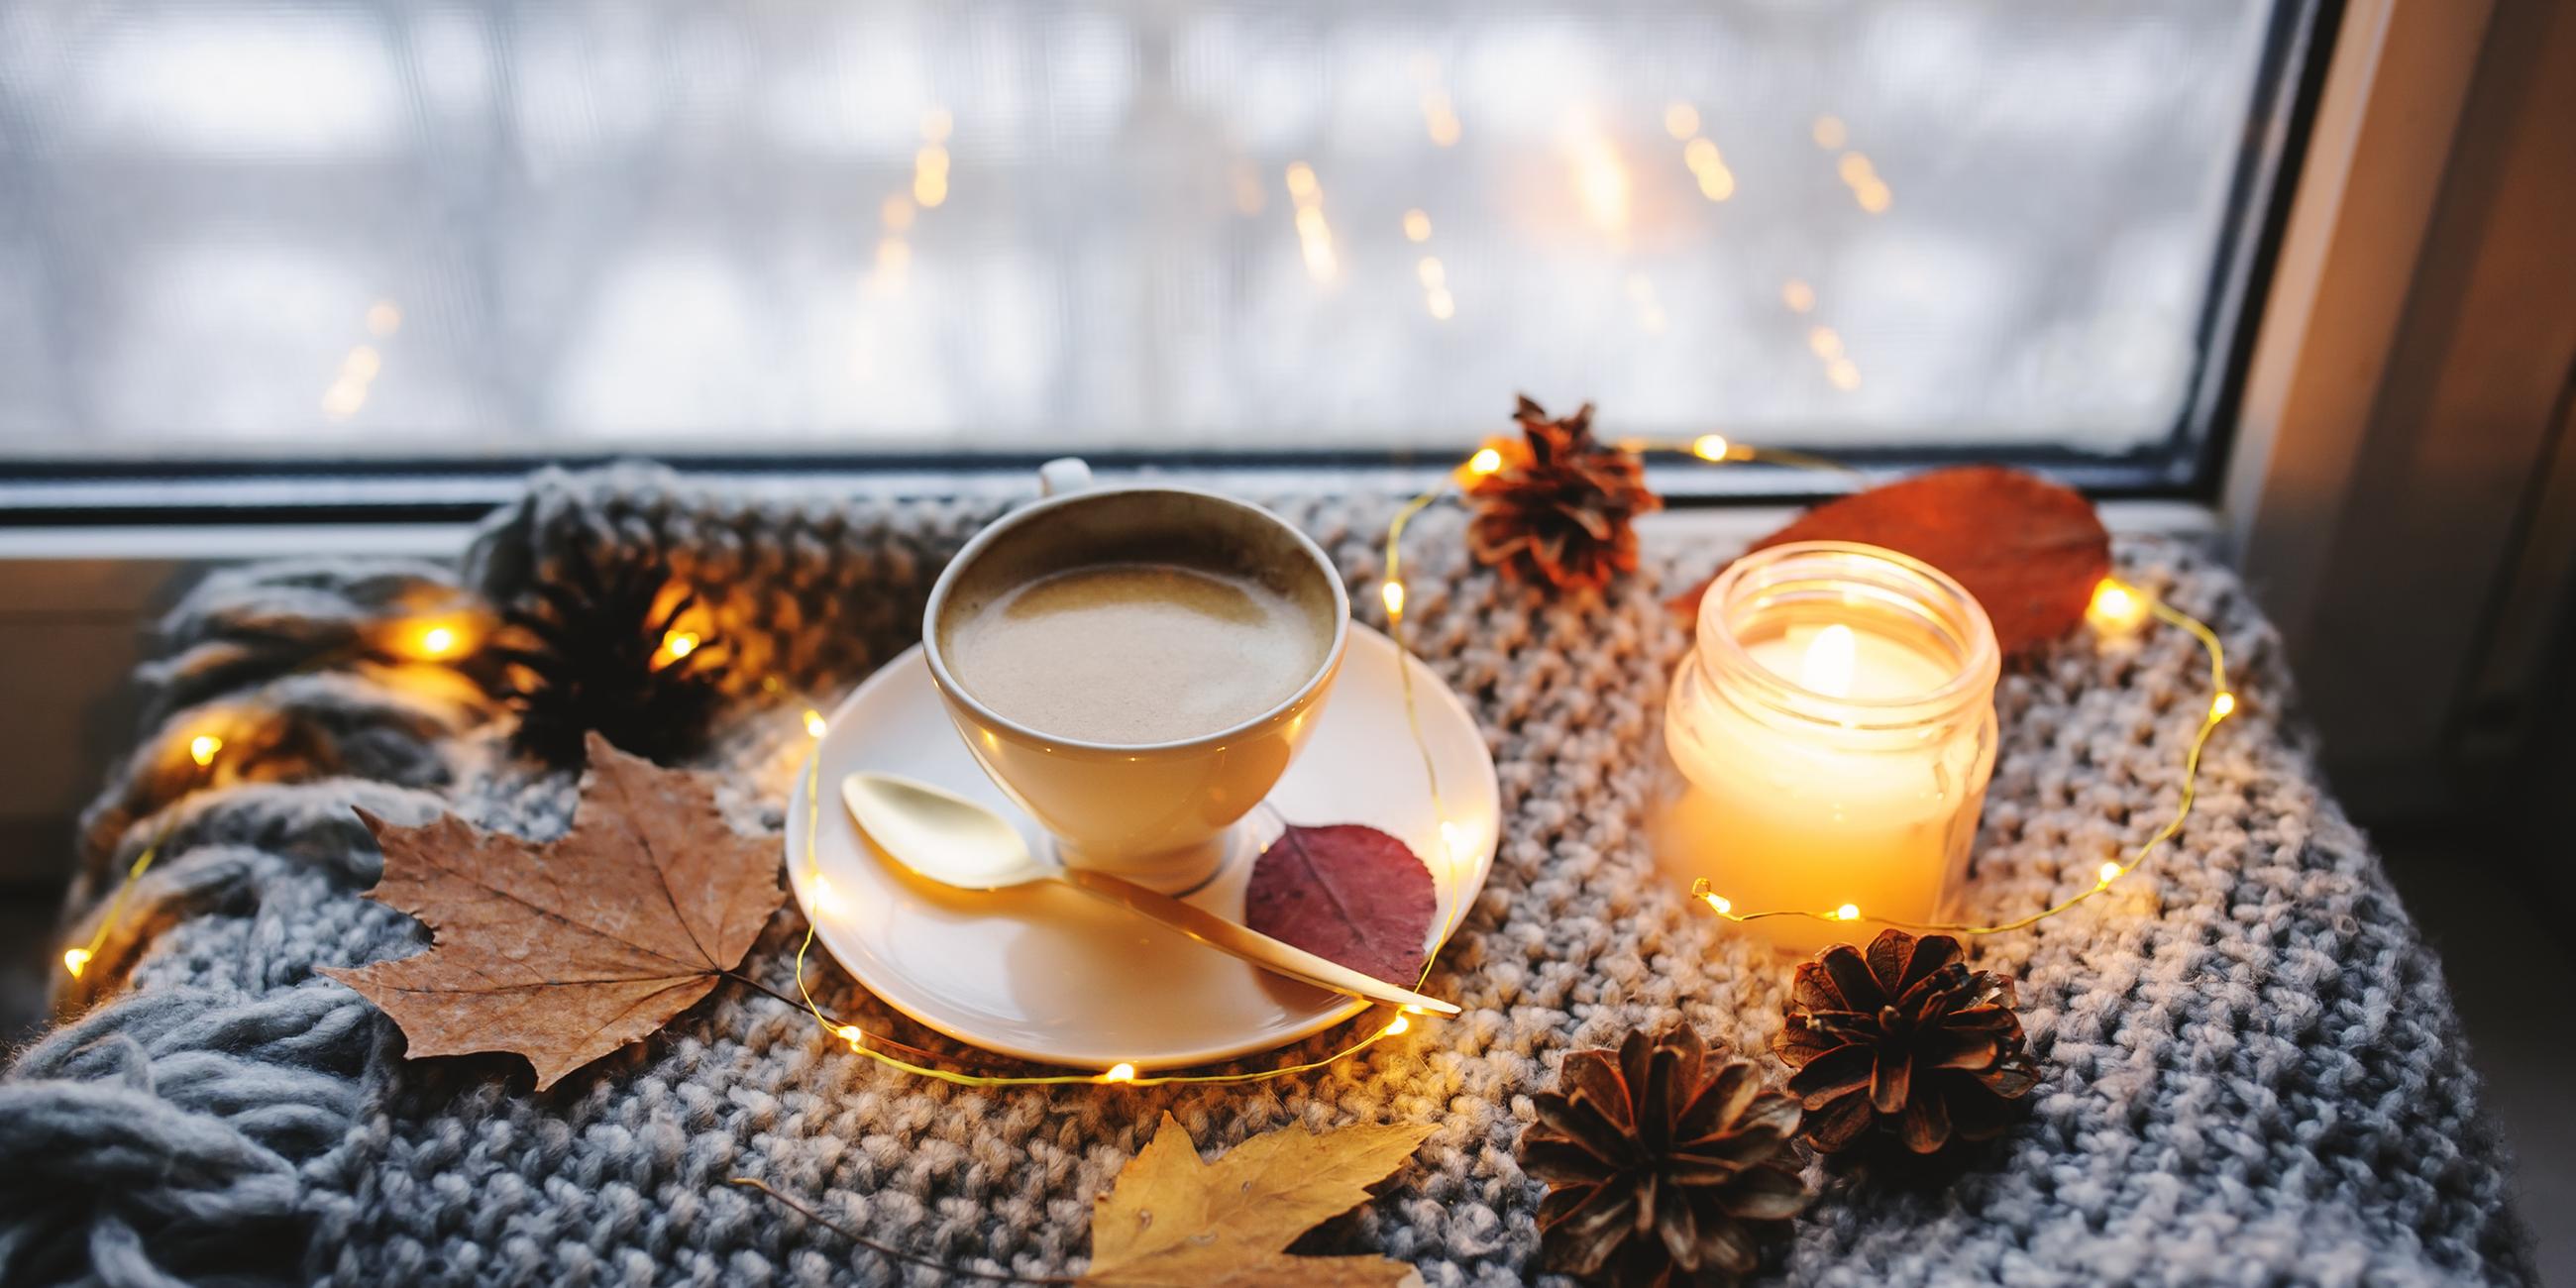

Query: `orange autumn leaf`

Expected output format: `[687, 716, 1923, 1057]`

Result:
[1670, 466, 2110, 656]
[323, 732, 783, 1090]
[1081, 1114, 1435, 1287]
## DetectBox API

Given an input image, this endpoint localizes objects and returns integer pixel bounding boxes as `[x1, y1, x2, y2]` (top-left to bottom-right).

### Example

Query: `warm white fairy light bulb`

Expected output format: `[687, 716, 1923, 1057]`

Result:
[2087, 580, 2148, 634]
[808, 874, 846, 917]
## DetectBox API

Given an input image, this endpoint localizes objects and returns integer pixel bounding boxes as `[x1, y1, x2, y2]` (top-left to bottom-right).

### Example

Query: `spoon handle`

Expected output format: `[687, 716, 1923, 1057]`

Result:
[1057, 868, 1462, 1017]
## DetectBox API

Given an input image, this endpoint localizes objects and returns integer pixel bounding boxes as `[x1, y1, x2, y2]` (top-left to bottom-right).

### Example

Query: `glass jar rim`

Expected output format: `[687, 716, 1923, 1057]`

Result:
[1694, 539, 2000, 726]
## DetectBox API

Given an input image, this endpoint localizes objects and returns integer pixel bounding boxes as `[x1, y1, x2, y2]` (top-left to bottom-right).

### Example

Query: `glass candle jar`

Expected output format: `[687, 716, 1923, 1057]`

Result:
[1662, 541, 2000, 956]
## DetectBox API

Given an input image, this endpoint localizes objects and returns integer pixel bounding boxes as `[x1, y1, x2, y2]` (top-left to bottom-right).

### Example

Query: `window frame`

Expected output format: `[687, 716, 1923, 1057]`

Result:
[0, 0, 2341, 524]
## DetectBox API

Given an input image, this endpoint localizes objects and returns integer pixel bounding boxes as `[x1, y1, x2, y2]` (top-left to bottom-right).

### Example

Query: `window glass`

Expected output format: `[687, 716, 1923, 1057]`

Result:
[0, 2, 2305, 475]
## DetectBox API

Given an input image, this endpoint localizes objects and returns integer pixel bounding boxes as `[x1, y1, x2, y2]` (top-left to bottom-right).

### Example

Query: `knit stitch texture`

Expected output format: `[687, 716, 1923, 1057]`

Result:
[2, 465, 2534, 1286]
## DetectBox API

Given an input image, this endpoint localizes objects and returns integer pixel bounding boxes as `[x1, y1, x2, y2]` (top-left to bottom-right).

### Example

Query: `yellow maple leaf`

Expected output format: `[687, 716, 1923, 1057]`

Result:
[1080, 1113, 1436, 1287]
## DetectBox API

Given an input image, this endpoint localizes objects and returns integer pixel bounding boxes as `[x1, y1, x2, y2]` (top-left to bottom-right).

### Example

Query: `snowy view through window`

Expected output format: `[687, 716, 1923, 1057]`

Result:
[0, 2, 2296, 465]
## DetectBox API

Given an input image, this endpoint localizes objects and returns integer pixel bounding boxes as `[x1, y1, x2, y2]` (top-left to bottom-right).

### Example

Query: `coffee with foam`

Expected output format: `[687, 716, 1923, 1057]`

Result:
[942, 559, 1330, 745]
[934, 488, 1341, 747]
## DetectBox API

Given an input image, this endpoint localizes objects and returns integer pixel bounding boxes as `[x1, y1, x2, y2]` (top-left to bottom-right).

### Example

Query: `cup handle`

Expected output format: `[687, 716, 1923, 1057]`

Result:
[1037, 457, 1094, 497]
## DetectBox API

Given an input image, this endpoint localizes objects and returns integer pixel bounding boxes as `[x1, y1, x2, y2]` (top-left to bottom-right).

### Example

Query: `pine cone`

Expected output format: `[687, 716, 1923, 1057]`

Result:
[1521, 1024, 1809, 1286]
[490, 547, 728, 766]
[1466, 396, 1661, 592]
[1773, 929, 2040, 1155]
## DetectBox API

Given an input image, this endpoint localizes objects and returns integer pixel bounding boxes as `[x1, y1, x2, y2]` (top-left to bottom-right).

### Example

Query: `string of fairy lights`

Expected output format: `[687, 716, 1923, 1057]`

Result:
[64, 443, 2229, 1093]
[59, 616, 481, 982]
[1687, 588, 2230, 935]
[1405, 439, 2232, 941]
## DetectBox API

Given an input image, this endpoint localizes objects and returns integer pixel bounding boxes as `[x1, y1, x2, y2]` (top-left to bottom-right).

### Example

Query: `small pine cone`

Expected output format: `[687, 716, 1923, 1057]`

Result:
[1465, 395, 1661, 592]
[489, 547, 729, 766]
[1773, 929, 2041, 1155]
[1521, 1024, 1809, 1286]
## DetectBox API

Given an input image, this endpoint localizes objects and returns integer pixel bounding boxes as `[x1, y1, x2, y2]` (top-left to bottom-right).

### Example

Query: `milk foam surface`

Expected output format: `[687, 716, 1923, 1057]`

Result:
[944, 562, 1328, 744]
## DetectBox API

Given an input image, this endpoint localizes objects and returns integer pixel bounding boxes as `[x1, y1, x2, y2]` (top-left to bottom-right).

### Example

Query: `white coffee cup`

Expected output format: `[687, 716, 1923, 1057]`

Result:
[921, 460, 1351, 893]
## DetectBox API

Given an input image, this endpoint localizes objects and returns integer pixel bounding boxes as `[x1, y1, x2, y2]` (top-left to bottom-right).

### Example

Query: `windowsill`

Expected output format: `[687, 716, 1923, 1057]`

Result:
[0, 450, 2205, 527]
[0, 498, 2220, 601]
[0, 496, 2220, 884]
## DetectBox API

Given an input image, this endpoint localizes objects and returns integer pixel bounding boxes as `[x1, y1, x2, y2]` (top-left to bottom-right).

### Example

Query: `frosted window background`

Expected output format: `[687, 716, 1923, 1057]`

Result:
[0, 2, 2285, 460]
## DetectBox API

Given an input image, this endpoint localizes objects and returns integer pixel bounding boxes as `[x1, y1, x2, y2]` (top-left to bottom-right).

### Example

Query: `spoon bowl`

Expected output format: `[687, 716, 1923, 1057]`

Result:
[840, 772, 1052, 889]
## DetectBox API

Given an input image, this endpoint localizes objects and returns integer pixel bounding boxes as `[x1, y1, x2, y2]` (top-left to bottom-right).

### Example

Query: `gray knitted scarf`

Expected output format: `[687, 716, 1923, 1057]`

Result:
[1, 466, 2534, 1286]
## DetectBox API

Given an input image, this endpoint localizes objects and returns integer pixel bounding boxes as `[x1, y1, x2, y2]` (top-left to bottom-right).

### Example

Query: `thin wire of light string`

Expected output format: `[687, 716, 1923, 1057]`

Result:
[1682, 532, 2232, 936]
[769, 476, 1479, 1088]
[777, 438, 2225, 1083]
[1382, 488, 1451, 826]
[1413, 437, 2230, 938]
[64, 452, 2230, 1089]
[62, 822, 174, 980]
[783, 743, 1415, 1088]
[60, 627, 473, 981]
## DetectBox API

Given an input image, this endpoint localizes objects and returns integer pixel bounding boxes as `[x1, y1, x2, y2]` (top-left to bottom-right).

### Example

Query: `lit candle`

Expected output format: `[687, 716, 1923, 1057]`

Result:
[1660, 541, 2000, 955]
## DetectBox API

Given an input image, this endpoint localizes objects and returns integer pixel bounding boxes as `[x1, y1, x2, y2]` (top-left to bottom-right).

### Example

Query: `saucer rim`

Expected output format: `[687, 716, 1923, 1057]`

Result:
[783, 620, 1498, 1071]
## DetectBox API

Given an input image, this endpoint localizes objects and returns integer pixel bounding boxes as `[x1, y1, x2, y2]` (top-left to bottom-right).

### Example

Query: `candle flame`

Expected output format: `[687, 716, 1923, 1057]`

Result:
[1799, 624, 1858, 698]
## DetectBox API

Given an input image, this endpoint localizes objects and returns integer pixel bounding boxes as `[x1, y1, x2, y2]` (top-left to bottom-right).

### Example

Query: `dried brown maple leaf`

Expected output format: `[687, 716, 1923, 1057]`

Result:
[1242, 824, 1438, 987]
[323, 731, 783, 1090]
[1081, 1113, 1435, 1287]
[1669, 466, 2111, 656]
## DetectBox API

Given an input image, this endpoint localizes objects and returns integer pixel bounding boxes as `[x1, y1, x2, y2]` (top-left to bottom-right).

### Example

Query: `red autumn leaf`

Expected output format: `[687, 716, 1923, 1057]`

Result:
[1242, 824, 1437, 988]
[1668, 466, 2110, 656]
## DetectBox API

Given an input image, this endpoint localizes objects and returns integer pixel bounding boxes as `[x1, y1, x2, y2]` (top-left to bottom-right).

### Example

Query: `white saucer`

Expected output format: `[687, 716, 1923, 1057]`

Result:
[785, 622, 1500, 1070]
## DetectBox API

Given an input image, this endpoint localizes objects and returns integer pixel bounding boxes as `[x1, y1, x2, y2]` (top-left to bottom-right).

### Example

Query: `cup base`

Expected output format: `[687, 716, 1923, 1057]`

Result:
[1053, 827, 1242, 896]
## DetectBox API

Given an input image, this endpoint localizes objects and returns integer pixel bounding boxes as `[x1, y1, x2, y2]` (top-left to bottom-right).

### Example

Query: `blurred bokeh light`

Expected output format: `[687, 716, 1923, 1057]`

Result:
[0, 1, 2280, 460]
